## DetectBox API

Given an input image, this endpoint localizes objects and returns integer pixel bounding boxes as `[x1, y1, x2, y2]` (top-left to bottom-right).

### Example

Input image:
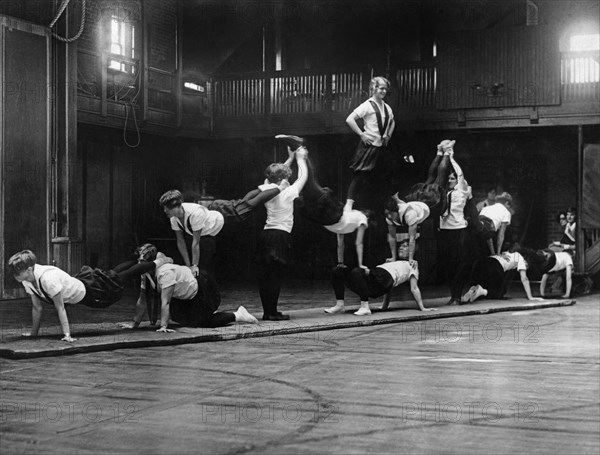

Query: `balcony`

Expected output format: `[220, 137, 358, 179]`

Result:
[77, 52, 600, 138]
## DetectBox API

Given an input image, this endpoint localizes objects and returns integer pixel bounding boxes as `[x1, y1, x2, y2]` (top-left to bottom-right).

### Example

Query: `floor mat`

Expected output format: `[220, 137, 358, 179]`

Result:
[0, 298, 575, 359]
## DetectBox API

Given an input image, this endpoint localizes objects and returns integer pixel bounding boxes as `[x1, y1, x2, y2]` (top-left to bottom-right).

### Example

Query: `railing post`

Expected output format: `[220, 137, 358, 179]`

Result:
[577, 124, 585, 272]
[208, 77, 214, 136]
[325, 72, 333, 131]
[264, 74, 271, 131]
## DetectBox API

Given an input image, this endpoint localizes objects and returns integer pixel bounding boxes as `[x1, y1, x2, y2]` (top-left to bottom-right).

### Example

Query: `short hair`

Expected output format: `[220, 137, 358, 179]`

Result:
[7, 250, 37, 275]
[135, 243, 158, 262]
[264, 163, 292, 183]
[369, 76, 391, 95]
[397, 239, 413, 258]
[539, 249, 557, 274]
[495, 192, 513, 205]
[384, 196, 399, 213]
[566, 206, 576, 217]
[159, 190, 184, 209]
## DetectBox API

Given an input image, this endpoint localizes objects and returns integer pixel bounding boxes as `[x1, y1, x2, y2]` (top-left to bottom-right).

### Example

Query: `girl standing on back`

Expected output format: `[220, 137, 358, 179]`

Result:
[344, 76, 395, 212]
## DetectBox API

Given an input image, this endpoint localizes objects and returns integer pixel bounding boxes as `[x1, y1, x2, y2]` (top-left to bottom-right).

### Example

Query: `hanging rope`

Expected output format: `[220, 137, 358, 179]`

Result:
[49, 0, 71, 28]
[123, 101, 141, 148]
[50, 0, 87, 43]
[122, 64, 142, 148]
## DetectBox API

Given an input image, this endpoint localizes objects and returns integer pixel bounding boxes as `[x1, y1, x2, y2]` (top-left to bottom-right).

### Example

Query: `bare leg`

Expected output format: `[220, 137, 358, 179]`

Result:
[424, 153, 443, 185]
[243, 187, 280, 208]
[434, 154, 451, 187]
[112, 260, 155, 282]
[302, 156, 328, 202]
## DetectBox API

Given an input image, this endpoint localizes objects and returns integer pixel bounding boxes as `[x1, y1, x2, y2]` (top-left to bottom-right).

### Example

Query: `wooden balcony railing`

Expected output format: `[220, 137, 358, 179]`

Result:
[561, 50, 600, 102]
[212, 70, 367, 118]
[77, 51, 598, 130]
[396, 62, 436, 108]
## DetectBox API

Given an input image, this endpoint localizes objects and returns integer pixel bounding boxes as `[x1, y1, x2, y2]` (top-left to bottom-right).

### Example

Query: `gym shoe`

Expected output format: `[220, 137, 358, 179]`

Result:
[235, 306, 259, 324]
[461, 285, 478, 303]
[324, 305, 346, 314]
[470, 285, 487, 302]
[153, 252, 173, 269]
[354, 307, 372, 316]
[275, 134, 305, 151]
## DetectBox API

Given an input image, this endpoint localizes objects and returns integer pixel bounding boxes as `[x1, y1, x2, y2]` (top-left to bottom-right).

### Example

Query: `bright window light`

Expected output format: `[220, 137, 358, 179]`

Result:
[570, 34, 600, 51]
[109, 60, 124, 71]
[109, 14, 136, 73]
[184, 82, 204, 92]
[565, 34, 600, 83]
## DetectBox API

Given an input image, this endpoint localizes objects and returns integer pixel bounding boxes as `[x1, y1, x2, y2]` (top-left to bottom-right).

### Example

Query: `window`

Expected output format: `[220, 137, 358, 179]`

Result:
[109, 14, 136, 73]
[564, 33, 599, 84]
[570, 34, 600, 52]
[184, 82, 205, 93]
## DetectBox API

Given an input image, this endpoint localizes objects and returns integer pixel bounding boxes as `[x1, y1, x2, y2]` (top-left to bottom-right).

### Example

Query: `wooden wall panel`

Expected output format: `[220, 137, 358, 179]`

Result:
[582, 143, 600, 229]
[84, 141, 113, 268]
[437, 25, 560, 109]
[1, 22, 50, 298]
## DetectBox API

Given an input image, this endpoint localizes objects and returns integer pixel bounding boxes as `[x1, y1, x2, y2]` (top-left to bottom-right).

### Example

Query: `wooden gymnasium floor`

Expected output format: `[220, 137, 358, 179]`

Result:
[0, 281, 599, 455]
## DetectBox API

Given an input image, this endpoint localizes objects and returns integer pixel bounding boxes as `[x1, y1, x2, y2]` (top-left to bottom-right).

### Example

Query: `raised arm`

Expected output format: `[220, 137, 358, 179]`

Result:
[290, 148, 309, 193]
[284, 146, 296, 167]
[449, 154, 469, 191]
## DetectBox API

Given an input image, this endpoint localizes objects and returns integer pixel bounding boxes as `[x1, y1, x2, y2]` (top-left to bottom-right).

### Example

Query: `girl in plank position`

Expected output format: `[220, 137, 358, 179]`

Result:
[8, 248, 170, 342]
